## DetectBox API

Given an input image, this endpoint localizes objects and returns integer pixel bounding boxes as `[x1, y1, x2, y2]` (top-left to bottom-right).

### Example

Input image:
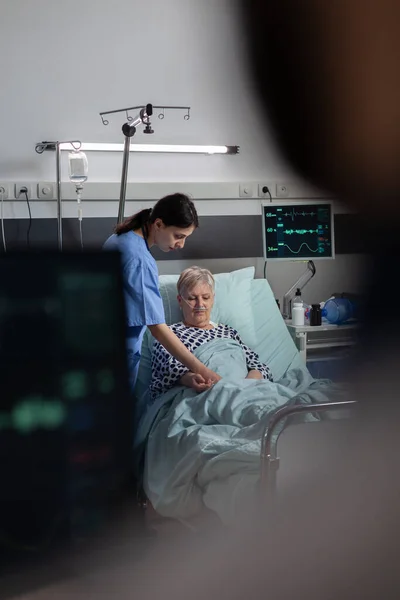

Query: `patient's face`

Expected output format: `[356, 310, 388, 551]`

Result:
[178, 283, 214, 329]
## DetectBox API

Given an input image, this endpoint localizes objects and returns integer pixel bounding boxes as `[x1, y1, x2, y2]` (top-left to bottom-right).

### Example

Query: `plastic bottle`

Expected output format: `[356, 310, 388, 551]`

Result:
[322, 297, 353, 325]
[310, 303, 322, 326]
[292, 288, 305, 326]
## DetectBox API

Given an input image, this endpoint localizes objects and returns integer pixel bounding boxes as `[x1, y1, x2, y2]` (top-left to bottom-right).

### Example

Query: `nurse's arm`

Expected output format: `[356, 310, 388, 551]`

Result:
[148, 323, 221, 383]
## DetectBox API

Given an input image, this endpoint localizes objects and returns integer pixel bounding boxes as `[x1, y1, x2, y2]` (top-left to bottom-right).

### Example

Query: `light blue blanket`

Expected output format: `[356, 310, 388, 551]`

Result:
[141, 338, 338, 522]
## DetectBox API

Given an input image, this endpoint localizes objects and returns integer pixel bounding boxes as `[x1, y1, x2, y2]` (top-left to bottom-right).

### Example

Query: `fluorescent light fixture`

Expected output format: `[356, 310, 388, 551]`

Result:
[58, 143, 238, 155]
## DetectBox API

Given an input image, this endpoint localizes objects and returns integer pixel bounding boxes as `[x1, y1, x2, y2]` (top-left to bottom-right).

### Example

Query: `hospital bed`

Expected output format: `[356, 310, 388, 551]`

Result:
[134, 267, 357, 527]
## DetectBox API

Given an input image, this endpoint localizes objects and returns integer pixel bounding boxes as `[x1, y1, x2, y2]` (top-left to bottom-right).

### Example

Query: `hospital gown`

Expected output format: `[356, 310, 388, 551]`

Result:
[103, 231, 165, 388]
[151, 322, 273, 399]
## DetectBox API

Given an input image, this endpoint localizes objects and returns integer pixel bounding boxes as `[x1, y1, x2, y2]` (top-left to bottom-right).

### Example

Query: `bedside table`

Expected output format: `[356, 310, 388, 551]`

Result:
[285, 321, 359, 363]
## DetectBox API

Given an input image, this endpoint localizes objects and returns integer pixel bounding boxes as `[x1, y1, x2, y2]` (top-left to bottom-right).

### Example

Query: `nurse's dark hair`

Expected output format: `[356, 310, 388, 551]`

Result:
[114, 193, 199, 235]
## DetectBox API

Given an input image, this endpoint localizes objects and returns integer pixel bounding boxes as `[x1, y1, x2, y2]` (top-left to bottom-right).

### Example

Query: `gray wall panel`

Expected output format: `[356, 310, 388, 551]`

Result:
[0, 215, 365, 257]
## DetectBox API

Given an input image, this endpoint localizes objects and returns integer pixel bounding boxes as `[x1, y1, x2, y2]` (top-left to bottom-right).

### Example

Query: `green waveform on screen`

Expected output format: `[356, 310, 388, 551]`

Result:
[62, 369, 115, 400]
[1, 370, 116, 434]
[284, 229, 318, 235]
[62, 371, 88, 400]
[0, 397, 67, 434]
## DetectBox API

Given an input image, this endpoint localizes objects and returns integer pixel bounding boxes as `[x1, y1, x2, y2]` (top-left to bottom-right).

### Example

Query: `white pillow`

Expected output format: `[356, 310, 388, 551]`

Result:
[237, 278, 305, 381]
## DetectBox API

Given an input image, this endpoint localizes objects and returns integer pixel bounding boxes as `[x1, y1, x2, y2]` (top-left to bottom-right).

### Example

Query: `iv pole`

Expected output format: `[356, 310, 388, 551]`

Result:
[117, 103, 153, 224]
[35, 140, 82, 251]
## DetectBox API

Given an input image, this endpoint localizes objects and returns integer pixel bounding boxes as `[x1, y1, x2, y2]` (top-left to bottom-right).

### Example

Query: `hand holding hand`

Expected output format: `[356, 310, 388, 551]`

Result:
[199, 367, 221, 384]
[180, 372, 214, 393]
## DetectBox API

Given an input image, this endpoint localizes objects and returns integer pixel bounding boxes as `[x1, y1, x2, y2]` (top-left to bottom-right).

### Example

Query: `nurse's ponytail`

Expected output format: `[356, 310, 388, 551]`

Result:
[115, 208, 152, 235]
[114, 193, 199, 236]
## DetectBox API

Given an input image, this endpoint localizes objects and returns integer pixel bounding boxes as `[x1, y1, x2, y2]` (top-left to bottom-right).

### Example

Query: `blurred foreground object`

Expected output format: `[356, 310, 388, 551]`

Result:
[241, 0, 400, 221]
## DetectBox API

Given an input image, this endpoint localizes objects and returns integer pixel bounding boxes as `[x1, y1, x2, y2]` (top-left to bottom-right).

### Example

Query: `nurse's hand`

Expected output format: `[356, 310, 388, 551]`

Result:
[199, 367, 221, 384]
[148, 324, 221, 385]
[180, 372, 214, 393]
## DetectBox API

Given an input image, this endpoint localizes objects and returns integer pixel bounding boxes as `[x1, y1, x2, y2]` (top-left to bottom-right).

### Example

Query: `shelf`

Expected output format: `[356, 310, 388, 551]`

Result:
[285, 320, 359, 333]
[286, 319, 359, 365]
[306, 345, 356, 362]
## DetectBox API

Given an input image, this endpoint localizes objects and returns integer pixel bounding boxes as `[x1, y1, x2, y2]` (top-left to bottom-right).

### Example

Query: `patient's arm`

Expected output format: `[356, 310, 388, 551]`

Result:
[230, 329, 273, 381]
[150, 340, 190, 399]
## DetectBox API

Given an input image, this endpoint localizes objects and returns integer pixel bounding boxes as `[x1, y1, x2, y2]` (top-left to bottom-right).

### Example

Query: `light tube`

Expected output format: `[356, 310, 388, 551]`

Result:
[58, 143, 238, 155]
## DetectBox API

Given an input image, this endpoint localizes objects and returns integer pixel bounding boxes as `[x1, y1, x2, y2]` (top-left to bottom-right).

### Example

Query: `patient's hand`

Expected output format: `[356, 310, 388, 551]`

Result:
[246, 370, 263, 380]
[180, 372, 214, 393]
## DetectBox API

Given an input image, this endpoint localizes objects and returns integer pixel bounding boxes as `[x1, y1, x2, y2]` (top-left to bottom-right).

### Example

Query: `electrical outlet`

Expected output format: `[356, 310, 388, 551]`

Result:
[15, 183, 32, 200]
[0, 184, 9, 200]
[37, 182, 55, 200]
[239, 184, 254, 198]
[258, 184, 272, 198]
[276, 183, 290, 197]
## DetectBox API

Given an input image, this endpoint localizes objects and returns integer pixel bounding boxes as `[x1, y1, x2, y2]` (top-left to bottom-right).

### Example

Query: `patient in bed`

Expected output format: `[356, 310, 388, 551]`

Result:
[150, 266, 273, 400]
[144, 267, 334, 523]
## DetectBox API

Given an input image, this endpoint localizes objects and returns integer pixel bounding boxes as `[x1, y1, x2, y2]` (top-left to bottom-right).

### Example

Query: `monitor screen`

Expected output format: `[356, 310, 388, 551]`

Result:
[262, 201, 334, 260]
[0, 251, 132, 564]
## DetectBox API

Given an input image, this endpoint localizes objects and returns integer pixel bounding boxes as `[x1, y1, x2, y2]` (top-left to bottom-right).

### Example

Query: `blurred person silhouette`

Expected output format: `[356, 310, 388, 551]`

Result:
[3, 1, 400, 598]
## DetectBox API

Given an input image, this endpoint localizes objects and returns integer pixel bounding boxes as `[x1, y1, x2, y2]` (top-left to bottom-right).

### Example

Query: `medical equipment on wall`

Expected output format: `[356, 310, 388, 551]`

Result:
[282, 260, 316, 320]
[35, 102, 239, 249]
[262, 200, 335, 261]
[68, 150, 88, 249]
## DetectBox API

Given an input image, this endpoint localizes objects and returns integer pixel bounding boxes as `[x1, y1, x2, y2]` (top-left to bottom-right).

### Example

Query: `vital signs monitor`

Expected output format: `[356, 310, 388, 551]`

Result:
[262, 201, 335, 261]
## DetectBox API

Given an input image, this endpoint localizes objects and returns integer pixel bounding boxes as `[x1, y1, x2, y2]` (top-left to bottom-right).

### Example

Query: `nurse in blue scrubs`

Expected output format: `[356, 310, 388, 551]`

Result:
[103, 193, 220, 392]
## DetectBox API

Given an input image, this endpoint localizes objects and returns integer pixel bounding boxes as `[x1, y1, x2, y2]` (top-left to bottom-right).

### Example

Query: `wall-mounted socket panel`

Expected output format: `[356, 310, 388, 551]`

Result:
[276, 183, 290, 197]
[15, 183, 33, 200]
[258, 184, 272, 198]
[37, 182, 55, 200]
[239, 184, 254, 198]
[0, 184, 10, 199]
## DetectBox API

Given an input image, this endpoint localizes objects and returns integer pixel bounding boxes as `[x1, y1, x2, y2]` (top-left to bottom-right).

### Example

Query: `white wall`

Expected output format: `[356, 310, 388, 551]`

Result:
[0, 0, 366, 296]
[0, 0, 291, 184]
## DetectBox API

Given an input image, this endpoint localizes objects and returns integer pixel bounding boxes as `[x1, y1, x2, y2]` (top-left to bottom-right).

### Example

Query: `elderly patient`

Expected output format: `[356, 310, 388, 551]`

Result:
[150, 266, 272, 399]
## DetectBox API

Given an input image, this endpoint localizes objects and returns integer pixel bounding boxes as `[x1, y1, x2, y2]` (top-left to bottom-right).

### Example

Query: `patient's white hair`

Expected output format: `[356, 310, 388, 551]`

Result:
[177, 266, 215, 296]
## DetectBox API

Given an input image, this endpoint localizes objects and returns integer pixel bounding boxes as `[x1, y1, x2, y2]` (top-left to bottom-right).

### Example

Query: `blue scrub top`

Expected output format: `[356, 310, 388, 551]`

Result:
[103, 231, 165, 388]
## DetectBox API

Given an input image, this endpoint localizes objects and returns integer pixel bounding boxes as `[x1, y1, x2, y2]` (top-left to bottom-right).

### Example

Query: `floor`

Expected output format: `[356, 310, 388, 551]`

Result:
[1, 499, 222, 599]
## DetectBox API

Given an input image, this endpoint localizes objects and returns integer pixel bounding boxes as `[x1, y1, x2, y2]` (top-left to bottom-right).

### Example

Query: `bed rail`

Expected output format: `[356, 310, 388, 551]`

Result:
[260, 400, 358, 501]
